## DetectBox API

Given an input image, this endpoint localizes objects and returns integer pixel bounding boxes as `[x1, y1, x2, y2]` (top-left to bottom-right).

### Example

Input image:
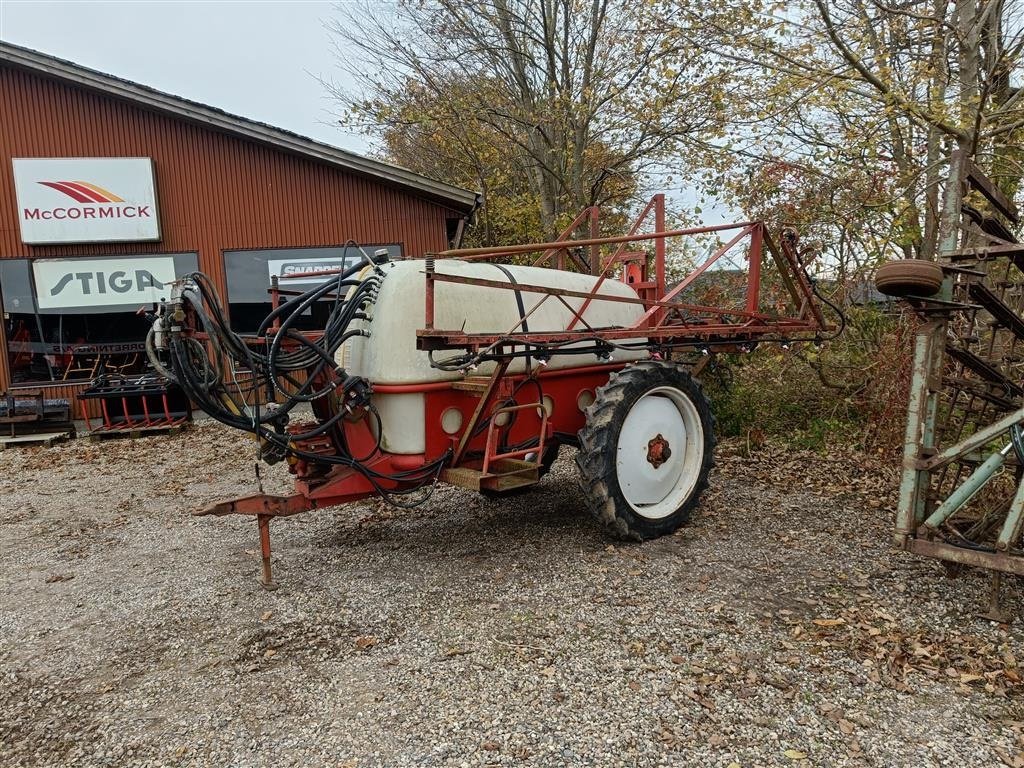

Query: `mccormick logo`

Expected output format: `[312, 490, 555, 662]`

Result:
[37, 180, 125, 203]
[24, 179, 152, 221]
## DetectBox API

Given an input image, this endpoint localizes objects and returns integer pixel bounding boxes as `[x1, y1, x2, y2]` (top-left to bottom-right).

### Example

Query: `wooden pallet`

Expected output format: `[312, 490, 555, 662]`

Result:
[86, 422, 190, 441]
[0, 431, 73, 450]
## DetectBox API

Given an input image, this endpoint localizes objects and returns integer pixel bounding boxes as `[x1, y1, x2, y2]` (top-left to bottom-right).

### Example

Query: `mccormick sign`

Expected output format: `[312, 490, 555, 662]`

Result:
[12, 157, 161, 244]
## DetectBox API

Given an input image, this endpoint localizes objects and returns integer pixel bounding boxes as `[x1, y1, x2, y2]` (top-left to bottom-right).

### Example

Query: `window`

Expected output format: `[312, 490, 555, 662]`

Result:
[2, 253, 198, 384]
[224, 244, 402, 333]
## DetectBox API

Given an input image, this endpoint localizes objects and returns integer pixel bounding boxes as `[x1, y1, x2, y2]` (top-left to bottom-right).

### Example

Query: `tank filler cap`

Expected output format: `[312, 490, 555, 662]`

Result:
[372, 248, 391, 264]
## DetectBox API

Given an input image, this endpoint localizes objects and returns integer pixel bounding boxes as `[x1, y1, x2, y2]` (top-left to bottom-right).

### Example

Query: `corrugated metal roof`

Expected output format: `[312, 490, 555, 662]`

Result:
[0, 40, 480, 213]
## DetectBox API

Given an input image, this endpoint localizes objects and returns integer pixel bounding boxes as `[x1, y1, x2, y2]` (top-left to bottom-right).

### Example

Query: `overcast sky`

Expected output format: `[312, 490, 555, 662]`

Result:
[0, 0, 369, 152]
[0, 0, 727, 224]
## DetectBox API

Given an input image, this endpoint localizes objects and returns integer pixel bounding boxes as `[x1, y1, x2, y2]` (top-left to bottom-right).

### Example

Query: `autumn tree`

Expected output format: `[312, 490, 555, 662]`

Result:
[679, 0, 1024, 275]
[325, 0, 725, 242]
[366, 77, 636, 246]
[676, 0, 1024, 447]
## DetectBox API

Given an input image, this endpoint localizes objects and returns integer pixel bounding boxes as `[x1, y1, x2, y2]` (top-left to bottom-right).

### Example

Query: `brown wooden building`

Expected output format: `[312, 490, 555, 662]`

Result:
[0, 41, 477, 411]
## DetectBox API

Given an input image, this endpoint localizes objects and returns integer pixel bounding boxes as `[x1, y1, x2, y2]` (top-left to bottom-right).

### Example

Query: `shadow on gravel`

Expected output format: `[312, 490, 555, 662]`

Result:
[311, 485, 599, 556]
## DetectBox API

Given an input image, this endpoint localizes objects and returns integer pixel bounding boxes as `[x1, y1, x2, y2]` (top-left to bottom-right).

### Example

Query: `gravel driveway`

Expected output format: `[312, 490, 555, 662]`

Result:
[2, 421, 1022, 767]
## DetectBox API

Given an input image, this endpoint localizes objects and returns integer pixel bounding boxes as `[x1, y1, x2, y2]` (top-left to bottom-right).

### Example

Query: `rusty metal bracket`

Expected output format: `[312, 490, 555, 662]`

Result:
[196, 493, 312, 589]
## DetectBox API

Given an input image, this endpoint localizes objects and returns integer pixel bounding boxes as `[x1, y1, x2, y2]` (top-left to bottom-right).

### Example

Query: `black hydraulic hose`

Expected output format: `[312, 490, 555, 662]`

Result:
[267, 274, 373, 384]
[255, 273, 364, 338]
[263, 283, 374, 402]
[269, 328, 366, 403]
[257, 260, 365, 340]
[334, 404, 385, 463]
[801, 265, 847, 341]
[161, 258, 456, 507]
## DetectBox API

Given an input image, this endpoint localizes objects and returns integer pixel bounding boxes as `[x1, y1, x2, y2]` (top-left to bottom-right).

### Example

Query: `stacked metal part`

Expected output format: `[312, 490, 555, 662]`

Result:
[879, 152, 1024, 618]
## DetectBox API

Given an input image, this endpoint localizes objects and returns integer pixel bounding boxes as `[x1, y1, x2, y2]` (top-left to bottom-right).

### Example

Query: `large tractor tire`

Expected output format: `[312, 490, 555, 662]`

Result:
[576, 361, 715, 540]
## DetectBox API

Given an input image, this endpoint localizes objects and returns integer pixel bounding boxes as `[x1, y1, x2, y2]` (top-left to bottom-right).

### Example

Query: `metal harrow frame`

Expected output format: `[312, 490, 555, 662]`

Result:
[894, 152, 1024, 620]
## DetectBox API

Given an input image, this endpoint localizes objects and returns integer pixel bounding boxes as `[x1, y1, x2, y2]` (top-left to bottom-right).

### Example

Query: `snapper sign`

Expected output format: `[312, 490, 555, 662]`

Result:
[12, 158, 161, 244]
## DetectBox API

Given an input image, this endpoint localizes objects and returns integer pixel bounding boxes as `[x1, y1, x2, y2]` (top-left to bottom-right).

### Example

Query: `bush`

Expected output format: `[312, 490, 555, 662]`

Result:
[698, 305, 913, 454]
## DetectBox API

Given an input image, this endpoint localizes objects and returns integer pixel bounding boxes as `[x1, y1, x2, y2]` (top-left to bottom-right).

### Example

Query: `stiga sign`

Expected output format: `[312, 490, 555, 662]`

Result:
[12, 157, 161, 244]
[33, 256, 177, 310]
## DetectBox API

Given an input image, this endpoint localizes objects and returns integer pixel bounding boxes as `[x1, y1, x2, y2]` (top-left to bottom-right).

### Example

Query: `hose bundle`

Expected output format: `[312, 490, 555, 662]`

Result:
[146, 249, 449, 506]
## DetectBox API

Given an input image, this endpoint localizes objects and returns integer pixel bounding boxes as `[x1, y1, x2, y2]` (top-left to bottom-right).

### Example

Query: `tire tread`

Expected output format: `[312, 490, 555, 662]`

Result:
[576, 360, 716, 540]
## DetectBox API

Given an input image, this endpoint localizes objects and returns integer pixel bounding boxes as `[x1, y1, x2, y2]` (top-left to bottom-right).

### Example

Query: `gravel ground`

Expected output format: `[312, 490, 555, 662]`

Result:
[2, 420, 1023, 768]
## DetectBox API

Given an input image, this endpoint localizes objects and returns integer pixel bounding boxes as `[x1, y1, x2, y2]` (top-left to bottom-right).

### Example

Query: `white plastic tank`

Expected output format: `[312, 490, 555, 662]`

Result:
[339, 259, 647, 453]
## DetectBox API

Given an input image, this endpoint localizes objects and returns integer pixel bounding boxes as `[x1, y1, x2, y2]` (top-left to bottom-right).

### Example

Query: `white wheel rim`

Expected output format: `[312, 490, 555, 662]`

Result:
[615, 386, 704, 520]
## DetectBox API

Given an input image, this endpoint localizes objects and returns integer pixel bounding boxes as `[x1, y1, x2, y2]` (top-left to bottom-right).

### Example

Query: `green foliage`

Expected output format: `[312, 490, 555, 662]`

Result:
[701, 304, 913, 453]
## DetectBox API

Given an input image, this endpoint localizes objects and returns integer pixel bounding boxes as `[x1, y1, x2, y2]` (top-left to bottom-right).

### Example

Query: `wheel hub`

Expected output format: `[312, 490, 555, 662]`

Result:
[646, 433, 671, 468]
[615, 387, 705, 518]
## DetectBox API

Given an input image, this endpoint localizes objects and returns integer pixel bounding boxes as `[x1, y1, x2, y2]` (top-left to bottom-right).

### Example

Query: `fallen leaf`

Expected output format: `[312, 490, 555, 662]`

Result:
[784, 749, 808, 760]
[995, 748, 1024, 768]
[263, 648, 277, 659]
[354, 635, 377, 651]
[812, 618, 845, 627]
[260, 610, 273, 621]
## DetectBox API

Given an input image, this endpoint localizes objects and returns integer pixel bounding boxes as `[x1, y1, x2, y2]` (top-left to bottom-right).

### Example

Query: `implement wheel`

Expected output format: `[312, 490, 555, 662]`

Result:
[875, 259, 944, 297]
[576, 361, 715, 540]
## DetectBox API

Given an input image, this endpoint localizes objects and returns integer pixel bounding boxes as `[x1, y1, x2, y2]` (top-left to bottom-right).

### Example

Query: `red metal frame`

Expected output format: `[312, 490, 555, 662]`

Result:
[80, 385, 190, 434]
[418, 198, 824, 354]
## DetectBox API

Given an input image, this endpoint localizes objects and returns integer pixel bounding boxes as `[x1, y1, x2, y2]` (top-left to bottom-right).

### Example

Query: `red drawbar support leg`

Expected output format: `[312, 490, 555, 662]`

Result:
[257, 514, 277, 590]
[197, 493, 313, 587]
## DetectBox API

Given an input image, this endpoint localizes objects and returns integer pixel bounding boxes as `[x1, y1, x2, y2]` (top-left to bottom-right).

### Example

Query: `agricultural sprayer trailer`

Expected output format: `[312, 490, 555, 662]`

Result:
[148, 195, 830, 586]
